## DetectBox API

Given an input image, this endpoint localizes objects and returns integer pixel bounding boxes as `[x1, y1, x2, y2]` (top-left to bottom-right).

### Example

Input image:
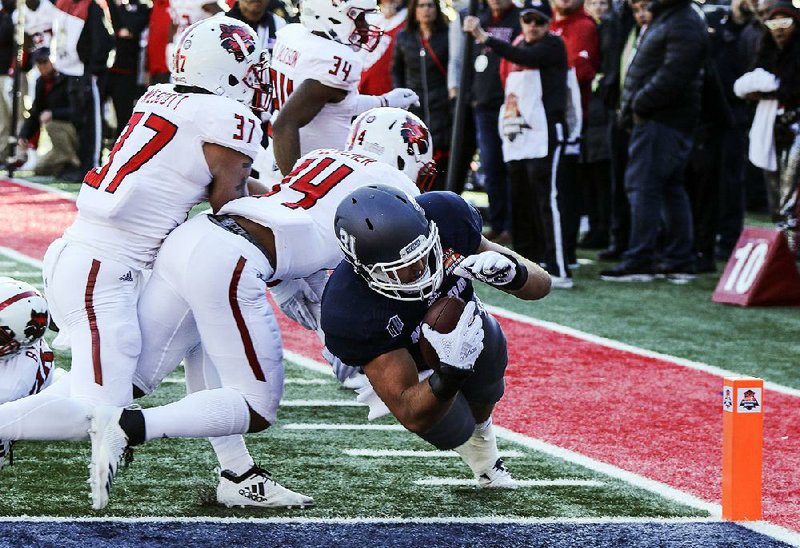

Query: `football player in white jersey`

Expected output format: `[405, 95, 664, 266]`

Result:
[0, 278, 65, 469]
[168, 0, 227, 65]
[0, 17, 270, 505]
[257, 0, 421, 181]
[87, 108, 436, 510]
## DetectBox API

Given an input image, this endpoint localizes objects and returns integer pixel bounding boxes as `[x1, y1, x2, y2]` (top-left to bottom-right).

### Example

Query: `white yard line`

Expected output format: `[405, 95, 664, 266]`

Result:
[414, 478, 606, 488]
[343, 449, 525, 458]
[280, 399, 365, 407]
[283, 423, 404, 431]
[284, 378, 330, 385]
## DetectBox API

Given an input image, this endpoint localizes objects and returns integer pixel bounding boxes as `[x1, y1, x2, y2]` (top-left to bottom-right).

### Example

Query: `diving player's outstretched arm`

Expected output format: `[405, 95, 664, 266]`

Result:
[271, 79, 347, 175]
[476, 237, 552, 300]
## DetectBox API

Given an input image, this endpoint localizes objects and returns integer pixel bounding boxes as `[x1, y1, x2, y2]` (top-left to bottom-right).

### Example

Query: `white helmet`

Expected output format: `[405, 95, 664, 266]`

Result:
[172, 16, 271, 111]
[0, 278, 49, 357]
[346, 107, 437, 191]
[300, 0, 383, 52]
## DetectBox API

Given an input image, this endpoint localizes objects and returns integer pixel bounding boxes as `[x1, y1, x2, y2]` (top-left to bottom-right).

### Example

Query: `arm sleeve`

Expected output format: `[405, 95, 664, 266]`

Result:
[631, 22, 708, 116]
[484, 35, 565, 69]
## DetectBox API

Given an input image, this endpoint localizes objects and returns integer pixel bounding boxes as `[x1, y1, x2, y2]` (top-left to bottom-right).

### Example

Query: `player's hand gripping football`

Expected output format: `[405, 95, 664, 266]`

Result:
[381, 88, 420, 109]
[270, 271, 327, 330]
[454, 251, 517, 287]
[421, 301, 484, 375]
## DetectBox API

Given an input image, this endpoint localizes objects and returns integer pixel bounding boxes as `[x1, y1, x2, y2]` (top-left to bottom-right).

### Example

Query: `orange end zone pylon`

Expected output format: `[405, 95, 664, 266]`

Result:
[722, 377, 763, 521]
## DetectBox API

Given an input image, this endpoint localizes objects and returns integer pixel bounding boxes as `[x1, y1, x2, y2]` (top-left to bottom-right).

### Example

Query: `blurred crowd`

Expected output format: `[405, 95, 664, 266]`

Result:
[0, 0, 798, 286]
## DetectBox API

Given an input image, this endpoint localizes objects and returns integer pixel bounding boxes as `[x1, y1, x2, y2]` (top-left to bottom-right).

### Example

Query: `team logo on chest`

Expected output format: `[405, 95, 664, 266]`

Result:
[386, 315, 404, 338]
[219, 24, 256, 63]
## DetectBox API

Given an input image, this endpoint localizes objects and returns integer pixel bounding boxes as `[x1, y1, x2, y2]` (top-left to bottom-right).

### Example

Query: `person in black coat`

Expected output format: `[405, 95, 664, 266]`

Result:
[600, 0, 708, 282]
[393, 0, 451, 190]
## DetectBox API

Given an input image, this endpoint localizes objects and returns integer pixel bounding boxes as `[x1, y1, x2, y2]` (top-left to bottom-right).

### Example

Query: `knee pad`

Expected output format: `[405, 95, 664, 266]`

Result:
[417, 394, 475, 450]
[460, 313, 507, 404]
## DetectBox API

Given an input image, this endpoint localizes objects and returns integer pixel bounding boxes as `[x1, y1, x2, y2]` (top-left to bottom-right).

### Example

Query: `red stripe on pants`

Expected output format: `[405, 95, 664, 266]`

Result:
[85, 259, 103, 385]
[228, 256, 265, 382]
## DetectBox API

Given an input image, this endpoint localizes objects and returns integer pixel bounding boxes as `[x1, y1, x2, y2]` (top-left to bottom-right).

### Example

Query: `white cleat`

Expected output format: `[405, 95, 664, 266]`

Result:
[216, 465, 314, 509]
[454, 421, 518, 489]
[88, 405, 129, 510]
[476, 458, 518, 489]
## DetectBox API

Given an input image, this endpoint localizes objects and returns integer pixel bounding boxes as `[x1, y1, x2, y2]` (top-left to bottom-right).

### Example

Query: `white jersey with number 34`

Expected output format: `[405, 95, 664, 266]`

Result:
[257, 24, 364, 179]
[69, 84, 262, 269]
[220, 148, 419, 280]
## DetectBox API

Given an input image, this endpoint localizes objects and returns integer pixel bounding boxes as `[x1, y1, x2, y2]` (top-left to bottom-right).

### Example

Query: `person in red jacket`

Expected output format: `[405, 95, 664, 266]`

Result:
[550, 0, 599, 115]
[359, 0, 407, 96]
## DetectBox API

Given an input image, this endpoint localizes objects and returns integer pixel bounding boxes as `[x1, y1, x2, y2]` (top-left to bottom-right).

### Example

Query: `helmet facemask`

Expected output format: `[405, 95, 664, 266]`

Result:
[361, 221, 444, 301]
[347, 8, 383, 51]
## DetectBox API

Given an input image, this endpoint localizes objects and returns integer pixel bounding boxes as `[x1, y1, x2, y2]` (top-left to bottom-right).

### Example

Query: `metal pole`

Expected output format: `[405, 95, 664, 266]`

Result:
[445, 0, 479, 192]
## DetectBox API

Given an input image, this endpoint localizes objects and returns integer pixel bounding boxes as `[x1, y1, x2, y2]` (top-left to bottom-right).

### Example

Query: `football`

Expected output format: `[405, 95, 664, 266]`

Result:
[418, 296, 466, 369]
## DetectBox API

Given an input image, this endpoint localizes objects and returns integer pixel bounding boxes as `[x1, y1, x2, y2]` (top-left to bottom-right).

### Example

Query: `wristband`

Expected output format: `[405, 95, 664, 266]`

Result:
[497, 254, 528, 291]
[428, 368, 468, 401]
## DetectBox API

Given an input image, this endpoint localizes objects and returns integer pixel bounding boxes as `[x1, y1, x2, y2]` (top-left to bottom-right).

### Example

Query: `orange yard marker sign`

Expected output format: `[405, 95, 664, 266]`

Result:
[722, 377, 763, 520]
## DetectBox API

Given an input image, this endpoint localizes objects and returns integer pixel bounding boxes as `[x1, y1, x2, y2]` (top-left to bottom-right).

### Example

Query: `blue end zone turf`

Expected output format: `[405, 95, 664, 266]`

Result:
[4, 521, 790, 547]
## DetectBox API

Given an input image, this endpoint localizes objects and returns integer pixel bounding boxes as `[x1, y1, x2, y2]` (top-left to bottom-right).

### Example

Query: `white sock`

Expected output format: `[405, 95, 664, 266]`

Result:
[142, 388, 250, 441]
[475, 416, 493, 432]
[209, 435, 255, 476]
[0, 391, 92, 441]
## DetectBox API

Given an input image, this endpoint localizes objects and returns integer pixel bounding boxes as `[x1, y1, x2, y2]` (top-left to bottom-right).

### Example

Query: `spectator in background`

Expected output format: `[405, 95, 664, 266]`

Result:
[738, 1, 800, 225]
[21, 0, 57, 50]
[551, 0, 599, 267]
[601, 0, 708, 283]
[168, 0, 226, 65]
[597, 0, 636, 261]
[228, 0, 287, 51]
[106, 0, 151, 138]
[393, 0, 451, 189]
[577, 0, 613, 250]
[52, 0, 114, 180]
[17, 48, 79, 176]
[146, 0, 172, 85]
[712, 0, 762, 261]
[464, 0, 572, 288]
[0, 0, 15, 166]
[468, 0, 520, 245]
[360, 0, 407, 96]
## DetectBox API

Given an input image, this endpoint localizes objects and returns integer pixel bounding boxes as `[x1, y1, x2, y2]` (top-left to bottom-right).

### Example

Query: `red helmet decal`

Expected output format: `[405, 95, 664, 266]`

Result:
[24, 310, 48, 341]
[400, 118, 430, 156]
[219, 24, 256, 63]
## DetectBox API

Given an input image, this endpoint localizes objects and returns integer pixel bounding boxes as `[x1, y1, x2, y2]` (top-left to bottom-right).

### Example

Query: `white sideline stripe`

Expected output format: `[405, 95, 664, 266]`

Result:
[5, 177, 78, 199]
[284, 378, 330, 385]
[0, 270, 39, 278]
[494, 426, 720, 516]
[0, 247, 45, 269]
[283, 423, 404, 431]
[284, 350, 334, 376]
[482, 304, 800, 398]
[0, 260, 16, 267]
[343, 449, 525, 458]
[281, 399, 365, 407]
[161, 377, 185, 385]
[415, 478, 606, 488]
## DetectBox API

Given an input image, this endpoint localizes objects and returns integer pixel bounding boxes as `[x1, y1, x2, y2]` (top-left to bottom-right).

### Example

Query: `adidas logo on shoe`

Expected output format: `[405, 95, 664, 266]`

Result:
[119, 271, 133, 282]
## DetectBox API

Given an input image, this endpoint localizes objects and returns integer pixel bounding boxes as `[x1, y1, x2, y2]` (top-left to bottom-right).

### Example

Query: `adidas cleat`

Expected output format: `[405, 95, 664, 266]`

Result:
[88, 405, 129, 510]
[216, 465, 314, 509]
[477, 458, 518, 489]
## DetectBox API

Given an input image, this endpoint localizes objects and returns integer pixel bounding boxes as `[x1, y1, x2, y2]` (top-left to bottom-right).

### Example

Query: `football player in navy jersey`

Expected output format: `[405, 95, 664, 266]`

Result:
[321, 185, 551, 488]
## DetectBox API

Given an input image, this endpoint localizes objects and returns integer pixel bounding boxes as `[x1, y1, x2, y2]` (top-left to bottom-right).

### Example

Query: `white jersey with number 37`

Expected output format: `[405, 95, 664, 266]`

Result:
[258, 24, 364, 178]
[220, 149, 419, 280]
[69, 84, 262, 269]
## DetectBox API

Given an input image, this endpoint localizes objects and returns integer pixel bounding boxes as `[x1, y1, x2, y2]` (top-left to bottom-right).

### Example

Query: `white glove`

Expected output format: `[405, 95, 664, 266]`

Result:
[270, 276, 322, 330]
[381, 88, 420, 109]
[421, 301, 484, 372]
[454, 251, 517, 286]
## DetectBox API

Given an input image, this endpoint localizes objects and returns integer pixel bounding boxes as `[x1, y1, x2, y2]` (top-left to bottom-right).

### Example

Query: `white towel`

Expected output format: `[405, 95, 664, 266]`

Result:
[734, 68, 780, 98]
[749, 99, 778, 172]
